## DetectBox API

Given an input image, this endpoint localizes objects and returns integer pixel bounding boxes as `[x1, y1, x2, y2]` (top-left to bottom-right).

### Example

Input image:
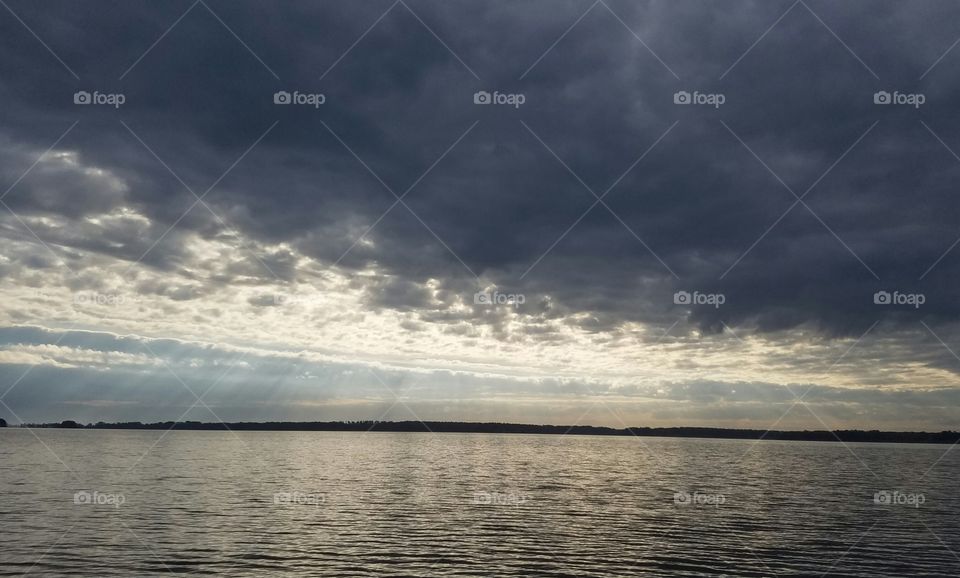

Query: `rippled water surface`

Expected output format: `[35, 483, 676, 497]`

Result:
[1, 429, 958, 576]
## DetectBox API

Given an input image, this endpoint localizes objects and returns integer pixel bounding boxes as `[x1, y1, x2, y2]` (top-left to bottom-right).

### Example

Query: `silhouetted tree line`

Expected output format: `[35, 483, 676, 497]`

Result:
[12, 419, 960, 444]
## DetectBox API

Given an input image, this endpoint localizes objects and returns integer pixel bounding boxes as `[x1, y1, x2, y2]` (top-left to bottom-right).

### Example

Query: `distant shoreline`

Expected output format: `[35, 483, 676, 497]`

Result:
[10, 420, 960, 444]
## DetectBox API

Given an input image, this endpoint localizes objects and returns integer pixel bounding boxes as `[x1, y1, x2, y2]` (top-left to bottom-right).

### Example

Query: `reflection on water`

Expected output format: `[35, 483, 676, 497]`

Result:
[1, 429, 958, 576]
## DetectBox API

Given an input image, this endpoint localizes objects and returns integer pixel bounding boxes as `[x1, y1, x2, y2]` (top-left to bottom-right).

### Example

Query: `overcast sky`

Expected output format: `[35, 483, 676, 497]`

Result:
[2, 0, 960, 429]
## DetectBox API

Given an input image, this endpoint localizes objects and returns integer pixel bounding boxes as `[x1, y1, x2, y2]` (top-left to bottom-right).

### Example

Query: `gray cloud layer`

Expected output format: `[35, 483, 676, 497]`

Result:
[2, 1, 960, 425]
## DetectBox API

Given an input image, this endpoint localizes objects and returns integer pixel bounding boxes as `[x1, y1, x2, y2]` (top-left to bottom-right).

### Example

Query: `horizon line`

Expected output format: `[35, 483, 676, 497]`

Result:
[7, 419, 960, 444]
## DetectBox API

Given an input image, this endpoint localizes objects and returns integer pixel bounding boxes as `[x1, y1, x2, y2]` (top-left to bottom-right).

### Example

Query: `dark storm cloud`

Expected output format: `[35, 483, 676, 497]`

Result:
[2, 0, 960, 340]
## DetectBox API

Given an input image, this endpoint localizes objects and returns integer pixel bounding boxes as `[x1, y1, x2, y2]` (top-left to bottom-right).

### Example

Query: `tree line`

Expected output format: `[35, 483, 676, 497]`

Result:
[11, 419, 960, 444]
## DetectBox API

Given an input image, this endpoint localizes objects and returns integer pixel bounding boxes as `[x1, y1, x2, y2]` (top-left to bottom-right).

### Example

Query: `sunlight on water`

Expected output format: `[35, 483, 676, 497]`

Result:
[1, 429, 958, 576]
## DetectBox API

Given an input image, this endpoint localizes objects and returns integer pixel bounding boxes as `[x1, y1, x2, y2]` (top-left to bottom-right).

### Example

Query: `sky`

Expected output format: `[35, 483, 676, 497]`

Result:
[1, 0, 960, 430]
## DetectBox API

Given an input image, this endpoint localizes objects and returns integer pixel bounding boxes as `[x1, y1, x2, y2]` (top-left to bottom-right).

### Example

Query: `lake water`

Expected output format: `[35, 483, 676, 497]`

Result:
[1, 429, 958, 576]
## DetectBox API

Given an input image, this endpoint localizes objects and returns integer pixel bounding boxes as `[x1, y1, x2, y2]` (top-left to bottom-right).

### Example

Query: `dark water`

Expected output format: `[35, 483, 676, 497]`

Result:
[1, 429, 958, 576]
